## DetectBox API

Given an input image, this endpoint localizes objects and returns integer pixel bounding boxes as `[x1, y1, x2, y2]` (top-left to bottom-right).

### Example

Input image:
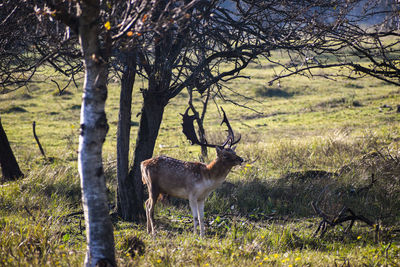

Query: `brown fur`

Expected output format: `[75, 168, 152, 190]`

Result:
[141, 147, 243, 236]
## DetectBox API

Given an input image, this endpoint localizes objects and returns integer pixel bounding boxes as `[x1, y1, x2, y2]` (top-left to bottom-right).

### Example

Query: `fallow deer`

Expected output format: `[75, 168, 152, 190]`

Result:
[141, 107, 243, 236]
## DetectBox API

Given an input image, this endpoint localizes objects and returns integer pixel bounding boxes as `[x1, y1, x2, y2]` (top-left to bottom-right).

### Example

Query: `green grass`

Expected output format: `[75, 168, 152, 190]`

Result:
[1, 57, 400, 266]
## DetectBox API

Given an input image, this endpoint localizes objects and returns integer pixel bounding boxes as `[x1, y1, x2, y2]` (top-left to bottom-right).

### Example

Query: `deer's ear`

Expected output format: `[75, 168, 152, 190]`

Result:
[216, 146, 223, 155]
[231, 146, 237, 151]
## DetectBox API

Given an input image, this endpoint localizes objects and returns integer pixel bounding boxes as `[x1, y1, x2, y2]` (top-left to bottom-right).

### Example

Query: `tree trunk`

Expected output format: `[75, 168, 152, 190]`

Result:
[187, 87, 209, 160]
[0, 116, 23, 182]
[116, 50, 137, 221]
[199, 87, 212, 159]
[127, 88, 167, 221]
[77, 1, 115, 266]
[126, 24, 176, 220]
[197, 118, 208, 160]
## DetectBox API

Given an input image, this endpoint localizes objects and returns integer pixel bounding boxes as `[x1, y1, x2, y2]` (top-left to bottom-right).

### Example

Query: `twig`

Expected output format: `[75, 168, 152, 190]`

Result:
[311, 201, 376, 238]
[63, 204, 113, 219]
[24, 206, 36, 222]
[243, 156, 259, 165]
[385, 241, 392, 260]
[32, 121, 46, 159]
[79, 218, 83, 235]
[51, 79, 62, 95]
[51, 77, 73, 95]
[64, 211, 84, 218]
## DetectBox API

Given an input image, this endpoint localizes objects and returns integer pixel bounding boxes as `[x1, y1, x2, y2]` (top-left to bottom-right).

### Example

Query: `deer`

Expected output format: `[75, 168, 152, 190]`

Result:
[141, 107, 243, 237]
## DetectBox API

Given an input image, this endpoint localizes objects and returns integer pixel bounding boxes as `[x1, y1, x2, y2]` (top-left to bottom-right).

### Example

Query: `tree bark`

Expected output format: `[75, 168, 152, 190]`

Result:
[197, 115, 208, 160]
[77, 1, 115, 266]
[127, 88, 167, 221]
[0, 116, 23, 182]
[116, 49, 137, 221]
[187, 87, 209, 160]
[125, 19, 181, 220]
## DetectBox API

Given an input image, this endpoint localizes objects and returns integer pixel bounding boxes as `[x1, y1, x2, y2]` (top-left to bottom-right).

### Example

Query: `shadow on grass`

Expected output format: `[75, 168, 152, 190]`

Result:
[2, 105, 28, 113]
[160, 163, 400, 242]
[255, 87, 294, 98]
[161, 171, 334, 234]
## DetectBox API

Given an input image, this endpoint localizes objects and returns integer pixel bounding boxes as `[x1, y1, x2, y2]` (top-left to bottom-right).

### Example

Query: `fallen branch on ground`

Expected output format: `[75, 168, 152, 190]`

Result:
[311, 201, 378, 238]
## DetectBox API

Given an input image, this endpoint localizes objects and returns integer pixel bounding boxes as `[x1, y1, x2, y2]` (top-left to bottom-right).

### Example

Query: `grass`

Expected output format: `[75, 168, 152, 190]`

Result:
[1, 56, 400, 266]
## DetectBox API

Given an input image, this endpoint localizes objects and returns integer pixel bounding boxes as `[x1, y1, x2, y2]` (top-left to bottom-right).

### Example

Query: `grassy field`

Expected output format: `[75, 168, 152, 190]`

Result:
[0, 57, 399, 266]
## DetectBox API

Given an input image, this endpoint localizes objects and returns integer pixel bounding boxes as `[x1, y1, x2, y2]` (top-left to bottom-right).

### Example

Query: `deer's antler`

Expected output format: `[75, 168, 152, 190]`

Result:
[181, 106, 241, 148]
[181, 107, 218, 148]
[220, 107, 241, 147]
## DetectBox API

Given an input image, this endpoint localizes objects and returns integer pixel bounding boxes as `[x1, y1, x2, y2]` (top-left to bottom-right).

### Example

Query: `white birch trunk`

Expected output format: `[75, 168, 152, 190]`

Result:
[77, 1, 116, 266]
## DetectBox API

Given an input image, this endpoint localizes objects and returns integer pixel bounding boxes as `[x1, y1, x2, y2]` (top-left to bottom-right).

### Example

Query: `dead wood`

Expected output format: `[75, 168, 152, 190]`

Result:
[311, 201, 378, 238]
[32, 121, 46, 159]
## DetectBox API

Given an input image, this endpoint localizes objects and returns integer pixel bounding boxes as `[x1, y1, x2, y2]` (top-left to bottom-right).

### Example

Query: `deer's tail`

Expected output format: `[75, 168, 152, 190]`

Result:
[140, 161, 149, 185]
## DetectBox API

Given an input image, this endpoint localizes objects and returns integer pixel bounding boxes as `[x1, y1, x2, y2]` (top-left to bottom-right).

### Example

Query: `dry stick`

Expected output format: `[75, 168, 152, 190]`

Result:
[24, 206, 36, 222]
[311, 201, 376, 238]
[51, 79, 62, 95]
[243, 156, 259, 165]
[64, 211, 84, 218]
[385, 241, 392, 260]
[51, 78, 73, 95]
[32, 121, 46, 159]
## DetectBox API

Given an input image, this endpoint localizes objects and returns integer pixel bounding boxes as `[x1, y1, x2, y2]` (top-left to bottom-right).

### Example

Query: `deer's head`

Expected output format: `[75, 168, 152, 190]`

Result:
[216, 146, 244, 166]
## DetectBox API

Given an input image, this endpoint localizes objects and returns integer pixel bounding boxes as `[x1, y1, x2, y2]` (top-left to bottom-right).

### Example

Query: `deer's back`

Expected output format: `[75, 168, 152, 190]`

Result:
[142, 156, 206, 198]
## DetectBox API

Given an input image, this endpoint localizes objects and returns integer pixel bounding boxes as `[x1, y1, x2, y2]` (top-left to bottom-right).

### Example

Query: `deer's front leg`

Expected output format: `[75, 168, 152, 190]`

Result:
[198, 199, 205, 237]
[189, 196, 199, 234]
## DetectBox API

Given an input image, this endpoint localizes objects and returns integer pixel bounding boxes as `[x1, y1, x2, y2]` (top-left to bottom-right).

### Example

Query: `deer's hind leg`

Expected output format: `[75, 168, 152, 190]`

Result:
[189, 195, 199, 235]
[198, 199, 206, 237]
[145, 185, 160, 235]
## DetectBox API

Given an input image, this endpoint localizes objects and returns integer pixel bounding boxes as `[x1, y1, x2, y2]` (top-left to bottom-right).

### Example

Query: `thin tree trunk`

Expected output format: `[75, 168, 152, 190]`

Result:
[77, 1, 115, 266]
[198, 87, 212, 159]
[187, 88, 209, 159]
[197, 117, 208, 159]
[0, 116, 23, 182]
[128, 89, 167, 221]
[116, 49, 137, 221]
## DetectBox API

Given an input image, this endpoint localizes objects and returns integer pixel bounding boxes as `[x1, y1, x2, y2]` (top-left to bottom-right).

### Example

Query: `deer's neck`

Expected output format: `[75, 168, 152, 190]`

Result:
[206, 159, 233, 180]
